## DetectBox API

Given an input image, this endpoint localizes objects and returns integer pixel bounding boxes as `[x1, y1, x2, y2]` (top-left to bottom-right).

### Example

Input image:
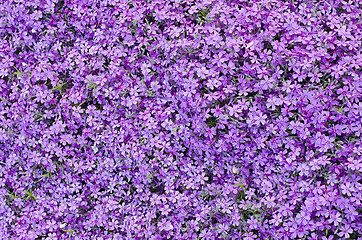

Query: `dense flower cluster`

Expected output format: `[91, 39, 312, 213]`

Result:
[0, 0, 361, 239]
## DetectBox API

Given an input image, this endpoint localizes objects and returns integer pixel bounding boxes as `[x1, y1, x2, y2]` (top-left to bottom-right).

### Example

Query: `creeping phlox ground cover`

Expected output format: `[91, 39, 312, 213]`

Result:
[0, 0, 361, 239]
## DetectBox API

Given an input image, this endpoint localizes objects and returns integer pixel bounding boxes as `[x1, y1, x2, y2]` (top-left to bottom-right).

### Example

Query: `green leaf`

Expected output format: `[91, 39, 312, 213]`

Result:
[8, 193, 19, 199]
[333, 106, 343, 113]
[15, 71, 23, 76]
[233, 184, 246, 193]
[24, 190, 37, 201]
[125, 114, 136, 119]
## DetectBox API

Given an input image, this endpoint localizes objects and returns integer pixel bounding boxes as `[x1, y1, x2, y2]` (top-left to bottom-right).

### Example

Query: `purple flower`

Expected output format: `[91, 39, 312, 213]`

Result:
[246, 217, 259, 230]
[269, 213, 283, 226]
[243, 232, 257, 240]
[157, 219, 174, 232]
[252, 111, 267, 126]
[328, 211, 343, 226]
[341, 182, 355, 196]
[308, 69, 323, 83]
[337, 224, 353, 238]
